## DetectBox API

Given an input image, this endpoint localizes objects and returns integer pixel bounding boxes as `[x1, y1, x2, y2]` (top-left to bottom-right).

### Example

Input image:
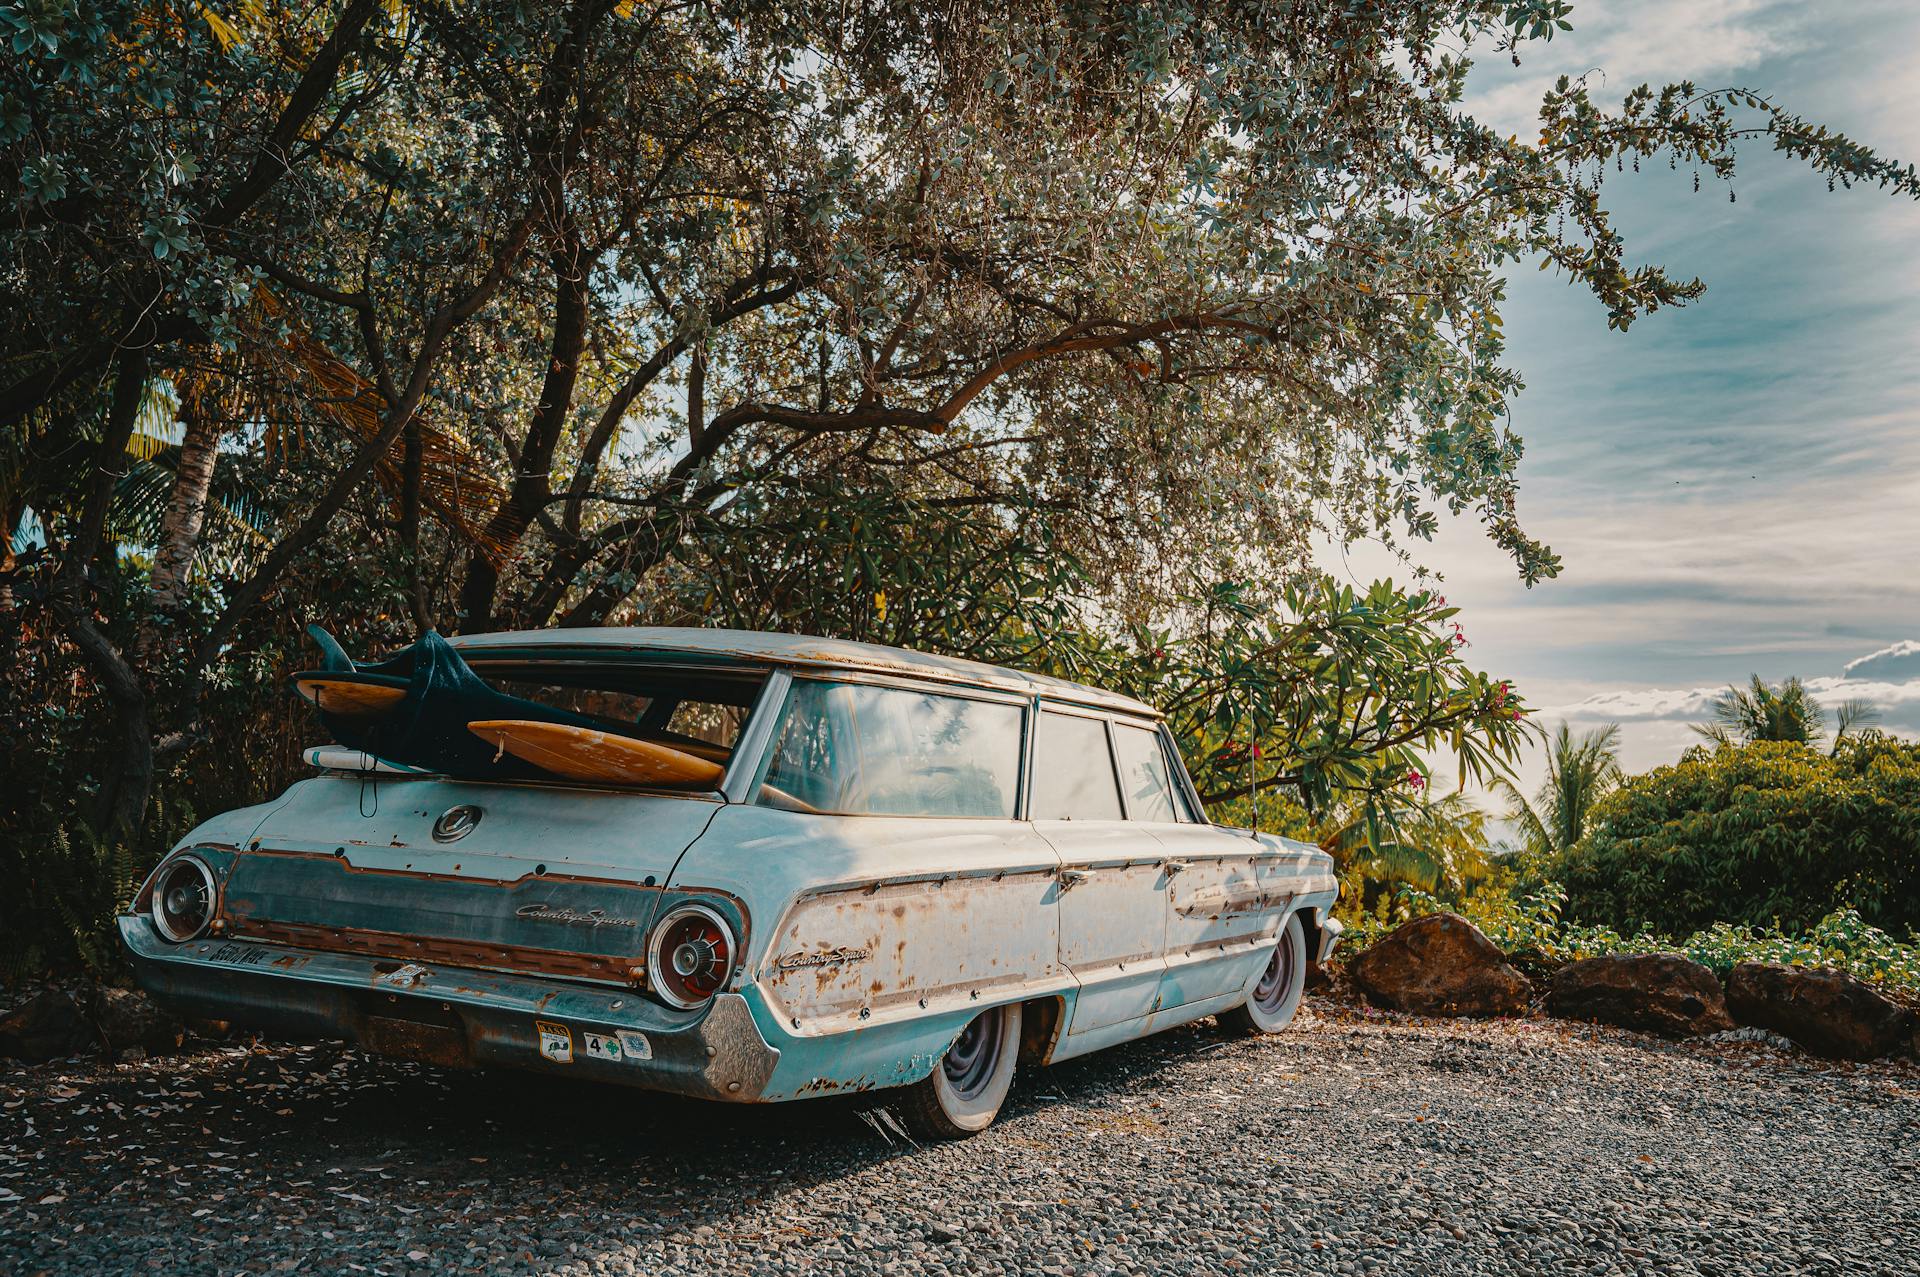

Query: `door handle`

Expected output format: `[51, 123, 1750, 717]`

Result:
[1164, 859, 1195, 876]
[1058, 868, 1092, 892]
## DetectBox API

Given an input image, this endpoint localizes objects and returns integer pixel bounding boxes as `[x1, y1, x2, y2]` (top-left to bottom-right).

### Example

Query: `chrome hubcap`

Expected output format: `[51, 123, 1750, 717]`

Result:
[942, 1011, 1003, 1100]
[1253, 939, 1295, 1013]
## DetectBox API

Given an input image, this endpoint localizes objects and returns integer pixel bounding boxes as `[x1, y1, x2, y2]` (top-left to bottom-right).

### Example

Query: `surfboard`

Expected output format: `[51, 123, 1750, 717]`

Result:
[466, 719, 726, 788]
[294, 675, 409, 717]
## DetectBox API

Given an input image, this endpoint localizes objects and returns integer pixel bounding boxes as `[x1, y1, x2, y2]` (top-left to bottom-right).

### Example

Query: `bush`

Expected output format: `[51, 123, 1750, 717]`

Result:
[1554, 737, 1920, 937]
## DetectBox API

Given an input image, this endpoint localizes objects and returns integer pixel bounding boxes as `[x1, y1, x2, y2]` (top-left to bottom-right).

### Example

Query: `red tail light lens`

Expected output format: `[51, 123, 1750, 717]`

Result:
[648, 904, 736, 1009]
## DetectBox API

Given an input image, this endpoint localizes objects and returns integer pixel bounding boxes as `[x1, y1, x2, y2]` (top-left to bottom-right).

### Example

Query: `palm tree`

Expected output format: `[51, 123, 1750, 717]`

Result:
[1318, 789, 1494, 898]
[1493, 721, 1623, 858]
[1691, 674, 1880, 750]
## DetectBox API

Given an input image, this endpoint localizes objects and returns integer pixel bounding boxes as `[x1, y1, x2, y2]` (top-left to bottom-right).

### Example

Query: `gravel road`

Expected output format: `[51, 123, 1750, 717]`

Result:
[4, 1000, 1918, 1276]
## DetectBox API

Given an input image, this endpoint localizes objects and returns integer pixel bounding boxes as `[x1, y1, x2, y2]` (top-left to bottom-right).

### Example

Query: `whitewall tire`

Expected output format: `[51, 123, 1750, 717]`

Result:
[899, 1002, 1022, 1139]
[1221, 912, 1308, 1035]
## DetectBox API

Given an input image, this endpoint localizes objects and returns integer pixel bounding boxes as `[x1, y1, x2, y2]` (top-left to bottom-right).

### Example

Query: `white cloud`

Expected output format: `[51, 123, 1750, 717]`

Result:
[1539, 643, 1920, 735]
[1844, 640, 1920, 682]
[1464, 0, 1806, 140]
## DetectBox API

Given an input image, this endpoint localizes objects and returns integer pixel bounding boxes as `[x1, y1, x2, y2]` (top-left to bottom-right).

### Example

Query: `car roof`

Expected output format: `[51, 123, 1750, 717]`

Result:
[448, 626, 1161, 718]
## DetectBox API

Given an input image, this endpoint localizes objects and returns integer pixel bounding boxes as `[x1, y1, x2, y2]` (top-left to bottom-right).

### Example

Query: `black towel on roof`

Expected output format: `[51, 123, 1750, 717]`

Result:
[296, 628, 605, 780]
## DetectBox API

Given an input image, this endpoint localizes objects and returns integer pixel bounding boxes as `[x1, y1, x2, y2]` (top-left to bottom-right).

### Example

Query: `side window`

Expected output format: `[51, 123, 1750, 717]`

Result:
[1112, 721, 1178, 822]
[1029, 710, 1123, 821]
[760, 680, 1023, 818]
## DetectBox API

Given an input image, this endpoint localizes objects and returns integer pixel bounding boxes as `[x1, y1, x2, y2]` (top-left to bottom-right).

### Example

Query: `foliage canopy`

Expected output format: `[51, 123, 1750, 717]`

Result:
[1557, 737, 1920, 937]
[5, 1, 1920, 967]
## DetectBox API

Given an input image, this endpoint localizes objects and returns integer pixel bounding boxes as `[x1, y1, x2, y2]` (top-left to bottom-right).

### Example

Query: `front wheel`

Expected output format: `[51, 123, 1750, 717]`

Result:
[1221, 913, 1307, 1035]
[898, 1002, 1022, 1140]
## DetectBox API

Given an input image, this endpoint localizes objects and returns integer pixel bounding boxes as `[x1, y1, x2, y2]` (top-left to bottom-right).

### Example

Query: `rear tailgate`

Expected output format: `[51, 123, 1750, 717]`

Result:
[216, 775, 721, 984]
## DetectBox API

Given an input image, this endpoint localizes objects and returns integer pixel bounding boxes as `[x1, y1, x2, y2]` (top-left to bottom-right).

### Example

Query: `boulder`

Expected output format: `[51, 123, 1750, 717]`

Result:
[1349, 913, 1531, 1018]
[0, 986, 185, 1063]
[0, 989, 95, 1062]
[91, 986, 184, 1057]
[1725, 962, 1916, 1061]
[1547, 953, 1734, 1037]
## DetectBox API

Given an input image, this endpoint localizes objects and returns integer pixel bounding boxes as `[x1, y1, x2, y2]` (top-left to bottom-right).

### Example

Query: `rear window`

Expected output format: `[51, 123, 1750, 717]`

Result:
[308, 656, 770, 787]
[473, 663, 759, 763]
[759, 680, 1024, 817]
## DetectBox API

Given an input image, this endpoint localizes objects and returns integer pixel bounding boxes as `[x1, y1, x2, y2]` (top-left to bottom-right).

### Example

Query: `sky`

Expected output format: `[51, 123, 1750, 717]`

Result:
[1335, 0, 1920, 798]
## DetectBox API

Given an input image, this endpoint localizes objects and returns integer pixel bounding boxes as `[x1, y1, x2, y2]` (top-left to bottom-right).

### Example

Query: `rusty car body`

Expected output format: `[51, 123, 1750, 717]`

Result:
[121, 628, 1340, 1135]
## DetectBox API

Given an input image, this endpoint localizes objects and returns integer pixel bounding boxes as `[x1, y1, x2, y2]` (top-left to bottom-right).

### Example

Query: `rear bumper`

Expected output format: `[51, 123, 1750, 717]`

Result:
[118, 914, 780, 1101]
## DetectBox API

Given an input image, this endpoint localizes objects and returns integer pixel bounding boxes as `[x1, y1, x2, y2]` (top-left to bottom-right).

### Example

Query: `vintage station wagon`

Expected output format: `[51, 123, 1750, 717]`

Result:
[122, 628, 1340, 1137]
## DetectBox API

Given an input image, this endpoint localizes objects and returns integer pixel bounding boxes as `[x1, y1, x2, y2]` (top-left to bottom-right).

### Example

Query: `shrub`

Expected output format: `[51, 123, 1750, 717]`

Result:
[1554, 737, 1920, 937]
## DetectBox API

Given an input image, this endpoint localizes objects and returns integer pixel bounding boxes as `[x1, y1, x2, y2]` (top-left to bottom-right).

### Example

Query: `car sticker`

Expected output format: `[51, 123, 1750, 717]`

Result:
[535, 1020, 573, 1064]
[615, 1030, 653, 1061]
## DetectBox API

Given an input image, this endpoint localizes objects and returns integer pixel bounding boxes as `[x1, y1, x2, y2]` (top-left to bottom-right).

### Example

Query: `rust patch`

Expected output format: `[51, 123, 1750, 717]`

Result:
[362, 1015, 472, 1069]
[795, 1074, 875, 1095]
[235, 843, 655, 891]
[227, 917, 637, 985]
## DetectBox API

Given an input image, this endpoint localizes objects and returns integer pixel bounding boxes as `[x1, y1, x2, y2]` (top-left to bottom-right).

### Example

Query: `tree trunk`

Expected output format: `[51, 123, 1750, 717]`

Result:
[54, 346, 158, 847]
[149, 399, 218, 612]
[133, 398, 219, 674]
[400, 416, 428, 628]
[457, 239, 590, 632]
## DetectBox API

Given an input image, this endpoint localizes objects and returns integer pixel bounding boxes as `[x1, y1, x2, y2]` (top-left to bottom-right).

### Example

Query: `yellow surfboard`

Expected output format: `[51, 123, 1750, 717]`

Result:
[466, 719, 726, 788]
[294, 676, 408, 717]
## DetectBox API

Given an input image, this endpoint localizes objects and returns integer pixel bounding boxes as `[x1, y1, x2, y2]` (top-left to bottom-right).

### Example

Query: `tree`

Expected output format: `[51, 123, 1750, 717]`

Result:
[1692, 674, 1880, 750]
[3, 0, 588, 843]
[1319, 789, 1497, 905]
[1098, 576, 1528, 837]
[6, 0, 1920, 939]
[1560, 737, 1920, 936]
[1494, 721, 1623, 857]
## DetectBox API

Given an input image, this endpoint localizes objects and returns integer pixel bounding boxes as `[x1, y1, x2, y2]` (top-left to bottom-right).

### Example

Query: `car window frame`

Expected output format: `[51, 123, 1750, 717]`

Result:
[743, 671, 1032, 820]
[1155, 721, 1210, 824]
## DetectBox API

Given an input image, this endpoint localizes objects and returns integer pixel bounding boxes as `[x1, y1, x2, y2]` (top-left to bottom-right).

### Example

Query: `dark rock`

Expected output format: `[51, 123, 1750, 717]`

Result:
[1304, 958, 1336, 992]
[0, 989, 95, 1061]
[1725, 962, 1915, 1061]
[1547, 953, 1735, 1037]
[1348, 913, 1531, 1018]
[91, 986, 185, 1057]
[0, 986, 185, 1063]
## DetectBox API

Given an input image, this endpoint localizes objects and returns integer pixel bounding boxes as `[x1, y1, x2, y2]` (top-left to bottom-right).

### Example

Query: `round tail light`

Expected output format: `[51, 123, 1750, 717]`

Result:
[151, 855, 217, 943]
[648, 904, 736, 1009]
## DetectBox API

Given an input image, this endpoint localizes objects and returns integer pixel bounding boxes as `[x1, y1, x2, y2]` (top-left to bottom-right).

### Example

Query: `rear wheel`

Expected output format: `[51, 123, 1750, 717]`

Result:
[899, 1002, 1022, 1139]
[1221, 913, 1307, 1035]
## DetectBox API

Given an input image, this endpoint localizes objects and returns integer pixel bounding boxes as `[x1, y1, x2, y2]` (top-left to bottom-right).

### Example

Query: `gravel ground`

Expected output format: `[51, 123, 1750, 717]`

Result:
[4, 999, 1919, 1276]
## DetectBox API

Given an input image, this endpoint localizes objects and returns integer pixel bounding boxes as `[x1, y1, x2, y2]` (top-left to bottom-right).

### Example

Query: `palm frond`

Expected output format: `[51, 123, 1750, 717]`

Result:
[252, 289, 511, 564]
